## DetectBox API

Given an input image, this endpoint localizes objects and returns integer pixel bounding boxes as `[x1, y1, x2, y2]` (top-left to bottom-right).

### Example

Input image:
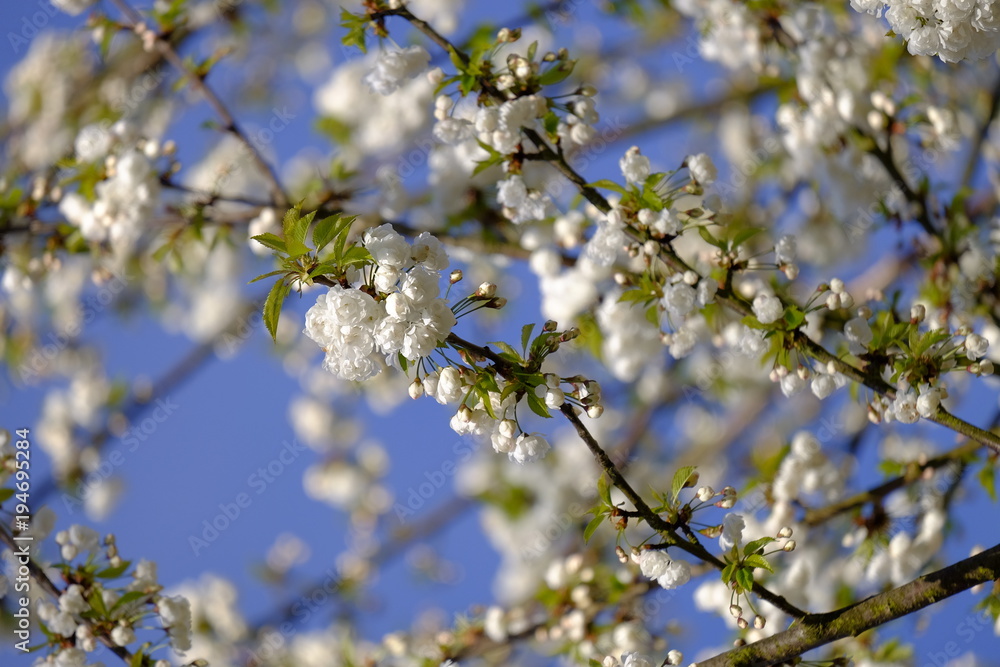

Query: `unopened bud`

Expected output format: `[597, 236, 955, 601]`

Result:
[450, 269, 463, 284]
[615, 546, 628, 563]
[487, 297, 507, 309]
[729, 604, 742, 618]
[783, 540, 796, 552]
[408, 378, 424, 399]
[777, 526, 793, 538]
[737, 617, 749, 629]
[753, 615, 766, 629]
[476, 281, 496, 298]
[697, 486, 715, 502]
[586, 404, 604, 419]
[543, 320, 558, 332]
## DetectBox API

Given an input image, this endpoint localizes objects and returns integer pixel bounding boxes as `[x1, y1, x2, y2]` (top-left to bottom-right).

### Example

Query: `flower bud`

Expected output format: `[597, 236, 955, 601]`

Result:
[586, 404, 604, 419]
[753, 615, 766, 629]
[408, 378, 424, 399]
[476, 282, 497, 298]
[729, 604, 742, 618]
[450, 269, 463, 284]
[737, 617, 749, 629]
[783, 540, 796, 552]
[697, 486, 715, 502]
[487, 297, 507, 309]
[777, 526, 793, 538]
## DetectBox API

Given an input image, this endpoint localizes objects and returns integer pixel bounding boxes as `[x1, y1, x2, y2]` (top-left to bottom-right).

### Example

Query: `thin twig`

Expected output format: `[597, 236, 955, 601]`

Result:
[107, 0, 288, 208]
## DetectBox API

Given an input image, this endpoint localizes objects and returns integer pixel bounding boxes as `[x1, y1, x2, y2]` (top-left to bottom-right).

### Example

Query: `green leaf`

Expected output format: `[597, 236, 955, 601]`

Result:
[525, 389, 552, 418]
[743, 553, 774, 573]
[743, 536, 776, 555]
[521, 323, 535, 353]
[587, 179, 628, 195]
[697, 226, 726, 250]
[248, 270, 286, 284]
[538, 60, 575, 86]
[721, 561, 736, 583]
[488, 340, 523, 363]
[0, 488, 14, 503]
[979, 463, 997, 502]
[597, 475, 612, 506]
[263, 279, 291, 342]
[526, 40, 539, 61]
[111, 590, 149, 612]
[339, 245, 372, 267]
[286, 239, 311, 259]
[735, 566, 755, 593]
[88, 590, 108, 617]
[731, 227, 764, 248]
[251, 233, 287, 254]
[783, 306, 806, 330]
[583, 514, 604, 542]
[311, 215, 341, 251]
[670, 466, 698, 502]
[282, 206, 301, 241]
[95, 560, 131, 579]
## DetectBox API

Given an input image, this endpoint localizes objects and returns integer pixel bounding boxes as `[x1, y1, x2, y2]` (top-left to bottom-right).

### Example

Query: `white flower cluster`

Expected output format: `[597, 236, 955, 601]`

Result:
[772, 432, 844, 502]
[882, 381, 944, 424]
[364, 45, 431, 95]
[659, 272, 717, 360]
[635, 549, 692, 590]
[687, 152, 717, 185]
[852, 0, 1000, 62]
[476, 94, 548, 155]
[59, 148, 159, 247]
[557, 96, 599, 148]
[597, 294, 664, 381]
[418, 367, 553, 464]
[497, 173, 552, 223]
[620, 146, 650, 185]
[303, 226, 455, 381]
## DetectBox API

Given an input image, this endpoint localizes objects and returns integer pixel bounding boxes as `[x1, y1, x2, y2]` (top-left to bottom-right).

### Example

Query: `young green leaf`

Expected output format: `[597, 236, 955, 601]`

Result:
[670, 466, 698, 502]
[743, 553, 774, 573]
[311, 214, 341, 251]
[583, 514, 604, 542]
[251, 233, 287, 254]
[263, 279, 291, 342]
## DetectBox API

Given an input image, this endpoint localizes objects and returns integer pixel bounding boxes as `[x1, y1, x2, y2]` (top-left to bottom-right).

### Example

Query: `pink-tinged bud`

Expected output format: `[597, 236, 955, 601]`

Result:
[729, 604, 742, 618]
[737, 617, 749, 629]
[450, 269, 463, 284]
[753, 615, 766, 629]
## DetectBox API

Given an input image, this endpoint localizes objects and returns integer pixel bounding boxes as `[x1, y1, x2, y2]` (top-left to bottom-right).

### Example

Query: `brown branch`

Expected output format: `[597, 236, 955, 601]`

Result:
[802, 440, 980, 527]
[694, 542, 1000, 667]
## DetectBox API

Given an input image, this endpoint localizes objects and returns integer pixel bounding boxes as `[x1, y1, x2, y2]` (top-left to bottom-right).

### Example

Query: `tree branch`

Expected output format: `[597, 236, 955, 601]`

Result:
[695, 542, 1000, 667]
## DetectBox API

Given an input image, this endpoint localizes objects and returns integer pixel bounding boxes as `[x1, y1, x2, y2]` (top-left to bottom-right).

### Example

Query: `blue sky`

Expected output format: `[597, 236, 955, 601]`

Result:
[2, 2, 999, 666]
